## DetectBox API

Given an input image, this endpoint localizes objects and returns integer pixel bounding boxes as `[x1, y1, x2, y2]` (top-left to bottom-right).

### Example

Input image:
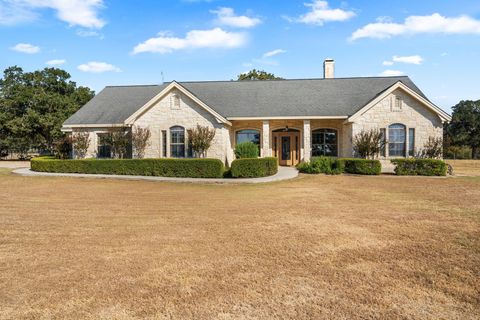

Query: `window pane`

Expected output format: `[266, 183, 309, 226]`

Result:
[170, 126, 185, 158]
[236, 130, 260, 145]
[408, 128, 415, 157]
[311, 129, 338, 157]
[388, 124, 406, 157]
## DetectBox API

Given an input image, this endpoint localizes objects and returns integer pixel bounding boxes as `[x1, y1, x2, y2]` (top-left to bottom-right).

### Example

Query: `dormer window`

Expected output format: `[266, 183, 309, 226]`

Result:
[391, 96, 402, 112]
[171, 93, 181, 110]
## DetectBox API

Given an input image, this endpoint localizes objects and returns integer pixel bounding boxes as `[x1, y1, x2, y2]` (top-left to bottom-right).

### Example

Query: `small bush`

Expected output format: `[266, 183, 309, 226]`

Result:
[230, 157, 278, 178]
[234, 142, 259, 159]
[296, 156, 344, 174]
[391, 159, 447, 176]
[31, 157, 224, 178]
[342, 158, 382, 175]
[416, 136, 443, 159]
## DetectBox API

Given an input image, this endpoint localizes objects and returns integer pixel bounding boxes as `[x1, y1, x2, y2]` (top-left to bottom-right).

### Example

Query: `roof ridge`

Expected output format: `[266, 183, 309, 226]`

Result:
[178, 76, 410, 84]
[105, 84, 164, 88]
[102, 76, 411, 88]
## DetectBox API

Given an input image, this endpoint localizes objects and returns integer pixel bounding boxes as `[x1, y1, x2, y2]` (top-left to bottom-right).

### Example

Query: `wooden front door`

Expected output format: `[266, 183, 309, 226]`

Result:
[273, 131, 300, 166]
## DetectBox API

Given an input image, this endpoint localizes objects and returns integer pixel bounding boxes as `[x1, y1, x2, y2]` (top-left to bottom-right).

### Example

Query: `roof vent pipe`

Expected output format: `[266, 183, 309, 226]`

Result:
[323, 59, 334, 79]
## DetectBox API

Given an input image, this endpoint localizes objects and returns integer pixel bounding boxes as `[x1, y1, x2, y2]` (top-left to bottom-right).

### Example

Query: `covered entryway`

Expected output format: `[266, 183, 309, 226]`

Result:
[272, 128, 300, 166]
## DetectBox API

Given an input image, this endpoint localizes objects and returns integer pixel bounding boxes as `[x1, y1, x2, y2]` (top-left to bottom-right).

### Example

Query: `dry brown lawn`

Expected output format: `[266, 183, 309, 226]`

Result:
[0, 167, 479, 319]
[447, 160, 480, 176]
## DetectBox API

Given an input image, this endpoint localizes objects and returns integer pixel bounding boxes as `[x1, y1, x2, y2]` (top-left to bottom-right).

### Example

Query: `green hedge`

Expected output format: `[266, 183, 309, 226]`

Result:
[296, 156, 344, 175]
[230, 157, 278, 178]
[297, 157, 380, 175]
[342, 158, 382, 175]
[391, 159, 447, 176]
[31, 157, 224, 178]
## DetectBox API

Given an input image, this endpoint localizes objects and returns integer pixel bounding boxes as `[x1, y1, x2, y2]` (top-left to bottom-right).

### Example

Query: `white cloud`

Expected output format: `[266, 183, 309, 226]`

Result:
[10, 43, 39, 54]
[211, 7, 261, 28]
[46, 59, 66, 66]
[379, 69, 404, 77]
[77, 61, 121, 73]
[0, 0, 105, 28]
[383, 55, 424, 66]
[351, 13, 480, 40]
[392, 55, 423, 65]
[441, 52, 448, 57]
[132, 28, 247, 54]
[263, 49, 286, 58]
[289, 0, 356, 26]
[76, 29, 103, 38]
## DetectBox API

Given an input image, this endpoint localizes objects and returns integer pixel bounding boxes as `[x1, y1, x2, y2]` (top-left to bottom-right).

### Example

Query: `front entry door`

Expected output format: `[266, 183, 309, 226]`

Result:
[273, 131, 300, 166]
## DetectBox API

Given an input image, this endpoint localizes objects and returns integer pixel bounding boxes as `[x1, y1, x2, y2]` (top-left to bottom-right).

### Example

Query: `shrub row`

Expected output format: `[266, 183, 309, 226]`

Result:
[391, 159, 447, 176]
[230, 157, 278, 178]
[296, 156, 344, 175]
[342, 158, 382, 175]
[31, 157, 225, 178]
[297, 157, 381, 175]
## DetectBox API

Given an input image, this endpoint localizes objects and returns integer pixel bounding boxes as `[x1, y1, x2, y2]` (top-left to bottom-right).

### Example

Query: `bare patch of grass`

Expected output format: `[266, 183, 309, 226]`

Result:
[0, 173, 478, 319]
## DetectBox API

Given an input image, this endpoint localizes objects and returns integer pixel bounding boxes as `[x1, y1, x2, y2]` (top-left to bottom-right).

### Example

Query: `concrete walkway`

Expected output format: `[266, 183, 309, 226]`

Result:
[13, 166, 299, 184]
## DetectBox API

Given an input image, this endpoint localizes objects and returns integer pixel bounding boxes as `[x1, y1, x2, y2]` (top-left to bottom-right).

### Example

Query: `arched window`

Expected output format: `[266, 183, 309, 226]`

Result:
[312, 129, 338, 157]
[170, 126, 185, 158]
[236, 129, 260, 146]
[388, 123, 406, 157]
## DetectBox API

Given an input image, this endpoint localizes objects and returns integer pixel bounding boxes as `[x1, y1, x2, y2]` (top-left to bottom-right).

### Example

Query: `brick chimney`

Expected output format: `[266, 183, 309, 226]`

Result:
[323, 59, 334, 79]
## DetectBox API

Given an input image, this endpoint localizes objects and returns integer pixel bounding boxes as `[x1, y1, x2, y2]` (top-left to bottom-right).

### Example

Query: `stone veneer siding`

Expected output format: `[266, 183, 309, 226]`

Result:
[351, 88, 444, 158]
[133, 89, 232, 163]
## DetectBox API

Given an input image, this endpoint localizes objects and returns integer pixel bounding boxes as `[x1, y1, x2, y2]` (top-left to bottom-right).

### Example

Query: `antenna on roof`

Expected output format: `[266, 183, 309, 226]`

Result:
[161, 72, 165, 84]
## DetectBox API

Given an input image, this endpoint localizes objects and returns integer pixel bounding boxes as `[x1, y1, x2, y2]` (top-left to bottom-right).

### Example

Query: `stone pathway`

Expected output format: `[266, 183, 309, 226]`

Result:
[13, 166, 299, 184]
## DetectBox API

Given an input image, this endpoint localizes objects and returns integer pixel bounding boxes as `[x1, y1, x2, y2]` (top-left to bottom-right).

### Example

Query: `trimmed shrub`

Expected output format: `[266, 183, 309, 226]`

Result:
[342, 158, 382, 175]
[234, 142, 259, 159]
[296, 156, 344, 175]
[391, 159, 447, 176]
[31, 157, 224, 178]
[152, 158, 224, 178]
[230, 157, 278, 178]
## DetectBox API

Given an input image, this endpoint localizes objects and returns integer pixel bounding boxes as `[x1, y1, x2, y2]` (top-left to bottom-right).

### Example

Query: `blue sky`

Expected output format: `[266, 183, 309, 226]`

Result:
[1, 0, 480, 112]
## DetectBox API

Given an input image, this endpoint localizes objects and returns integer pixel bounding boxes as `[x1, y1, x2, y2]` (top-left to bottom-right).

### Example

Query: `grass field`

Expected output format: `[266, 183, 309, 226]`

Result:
[0, 164, 479, 319]
[446, 160, 480, 176]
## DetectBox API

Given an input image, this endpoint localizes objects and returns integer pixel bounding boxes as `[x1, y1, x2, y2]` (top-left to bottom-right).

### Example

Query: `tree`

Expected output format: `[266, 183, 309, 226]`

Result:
[72, 132, 90, 159]
[131, 126, 151, 159]
[105, 127, 131, 159]
[0, 66, 94, 153]
[352, 129, 386, 159]
[448, 100, 480, 159]
[416, 136, 443, 159]
[237, 69, 283, 81]
[187, 124, 216, 158]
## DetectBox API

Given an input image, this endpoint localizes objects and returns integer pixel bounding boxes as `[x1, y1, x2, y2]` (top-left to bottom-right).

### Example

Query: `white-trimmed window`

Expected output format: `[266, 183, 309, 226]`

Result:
[388, 123, 406, 157]
[170, 126, 185, 158]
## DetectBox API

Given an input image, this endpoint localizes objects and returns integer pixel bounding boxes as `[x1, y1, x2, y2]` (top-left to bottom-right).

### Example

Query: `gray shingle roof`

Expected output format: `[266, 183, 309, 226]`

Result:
[64, 76, 426, 125]
[64, 84, 168, 125]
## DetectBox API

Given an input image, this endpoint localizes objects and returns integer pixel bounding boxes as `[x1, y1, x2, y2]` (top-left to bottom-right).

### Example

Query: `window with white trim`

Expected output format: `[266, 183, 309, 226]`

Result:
[170, 126, 185, 158]
[388, 123, 406, 157]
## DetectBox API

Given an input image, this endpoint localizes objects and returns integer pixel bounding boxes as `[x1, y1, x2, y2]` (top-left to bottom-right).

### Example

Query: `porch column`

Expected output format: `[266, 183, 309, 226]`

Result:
[261, 120, 271, 157]
[303, 120, 311, 162]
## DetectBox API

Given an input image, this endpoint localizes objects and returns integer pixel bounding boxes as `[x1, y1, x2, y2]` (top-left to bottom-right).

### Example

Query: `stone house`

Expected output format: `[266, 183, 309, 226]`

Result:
[62, 59, 451, 166]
